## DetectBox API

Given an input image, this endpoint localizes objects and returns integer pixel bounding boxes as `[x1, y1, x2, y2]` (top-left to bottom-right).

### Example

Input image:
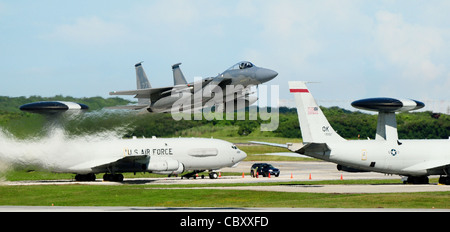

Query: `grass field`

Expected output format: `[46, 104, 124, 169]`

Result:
[0, 183, 448, 209]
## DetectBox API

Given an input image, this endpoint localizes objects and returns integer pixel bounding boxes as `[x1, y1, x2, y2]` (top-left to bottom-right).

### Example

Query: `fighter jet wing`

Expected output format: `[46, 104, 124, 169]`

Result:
[110, 78, 214, 100]
[110, 86, 174, 99]
[209, 76, 233, 89]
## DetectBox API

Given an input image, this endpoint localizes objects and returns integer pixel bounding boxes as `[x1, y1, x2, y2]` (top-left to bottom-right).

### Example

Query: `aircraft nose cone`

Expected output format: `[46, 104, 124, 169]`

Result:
[238, 150, 247, 162]
[233, 149, 247, 164]
[256, 68, 278, 83]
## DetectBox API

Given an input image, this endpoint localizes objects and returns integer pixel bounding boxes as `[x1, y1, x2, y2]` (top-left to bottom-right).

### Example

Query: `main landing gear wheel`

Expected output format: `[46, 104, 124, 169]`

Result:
[403, 176, 429, 184]
[75, 173, 96, 181]
[103, 173, 124, 182]
[438, 176, 450, 185]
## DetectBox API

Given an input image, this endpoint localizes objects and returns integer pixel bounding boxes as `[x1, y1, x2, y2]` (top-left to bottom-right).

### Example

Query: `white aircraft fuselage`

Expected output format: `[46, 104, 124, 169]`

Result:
[55, 137, 246, 177]
[303, 139, 450, 176]
[256, 81, 450, 184]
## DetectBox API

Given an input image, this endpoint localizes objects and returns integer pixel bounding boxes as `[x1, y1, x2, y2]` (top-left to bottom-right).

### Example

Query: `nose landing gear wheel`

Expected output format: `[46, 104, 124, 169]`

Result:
[209, 172, 218, 179]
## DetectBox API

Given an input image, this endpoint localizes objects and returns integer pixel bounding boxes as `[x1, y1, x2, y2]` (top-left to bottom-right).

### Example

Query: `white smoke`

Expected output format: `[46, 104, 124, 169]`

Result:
[0, 111, 131, 176]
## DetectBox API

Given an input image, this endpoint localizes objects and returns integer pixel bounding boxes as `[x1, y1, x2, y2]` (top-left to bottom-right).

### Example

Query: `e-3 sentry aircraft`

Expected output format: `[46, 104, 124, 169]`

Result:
[67, 136, 247, 182]
[109, 61, 278, 113]
[253, 81, 450, 185]
[18, 101, 247, 182]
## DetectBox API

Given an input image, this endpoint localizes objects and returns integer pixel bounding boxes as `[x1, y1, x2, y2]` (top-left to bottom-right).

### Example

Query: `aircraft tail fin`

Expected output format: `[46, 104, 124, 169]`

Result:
[172, 63, 187, 85]
[135, 62, 151, 89]
[289, 81, 345, 143]
[135, 62, 151, 105]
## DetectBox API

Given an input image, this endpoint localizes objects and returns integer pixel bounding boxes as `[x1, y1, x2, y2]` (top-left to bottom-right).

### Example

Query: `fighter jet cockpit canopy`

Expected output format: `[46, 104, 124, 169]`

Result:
[226, 61, 255, 71]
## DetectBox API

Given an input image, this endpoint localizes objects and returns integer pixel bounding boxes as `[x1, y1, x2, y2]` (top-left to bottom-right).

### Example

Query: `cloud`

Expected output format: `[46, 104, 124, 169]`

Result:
[46, 16, 128, 46]
[373, 10, 448, 81]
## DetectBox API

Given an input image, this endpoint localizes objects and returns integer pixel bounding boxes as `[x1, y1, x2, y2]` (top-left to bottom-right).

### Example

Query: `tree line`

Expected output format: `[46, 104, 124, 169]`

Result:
[0, 95, 448, 140]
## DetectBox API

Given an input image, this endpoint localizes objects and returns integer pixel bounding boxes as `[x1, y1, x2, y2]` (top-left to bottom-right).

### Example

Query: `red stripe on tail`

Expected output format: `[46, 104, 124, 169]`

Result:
[290, 89, 309, 93]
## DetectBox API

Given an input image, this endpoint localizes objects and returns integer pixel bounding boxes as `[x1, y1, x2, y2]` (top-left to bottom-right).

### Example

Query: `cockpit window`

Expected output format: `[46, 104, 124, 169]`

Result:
[227, 61, 254, 71]
[239, 62, 253, 69]
[232, 145, 238, 149]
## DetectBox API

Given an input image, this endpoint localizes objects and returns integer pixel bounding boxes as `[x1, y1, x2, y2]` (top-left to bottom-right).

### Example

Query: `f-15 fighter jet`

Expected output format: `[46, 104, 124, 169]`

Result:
[109, 61, 278, 113]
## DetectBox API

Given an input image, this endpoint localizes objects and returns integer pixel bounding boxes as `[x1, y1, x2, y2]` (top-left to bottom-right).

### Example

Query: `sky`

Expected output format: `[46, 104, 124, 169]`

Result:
[1, 0, 450, 113]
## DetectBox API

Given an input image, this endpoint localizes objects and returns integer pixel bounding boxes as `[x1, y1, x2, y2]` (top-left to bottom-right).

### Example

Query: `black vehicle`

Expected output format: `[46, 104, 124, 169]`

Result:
[250, 163, 280, 177]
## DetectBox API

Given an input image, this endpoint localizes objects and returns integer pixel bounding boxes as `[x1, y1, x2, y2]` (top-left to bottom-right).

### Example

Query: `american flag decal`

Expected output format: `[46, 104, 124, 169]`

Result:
[308, 107, 319, 115]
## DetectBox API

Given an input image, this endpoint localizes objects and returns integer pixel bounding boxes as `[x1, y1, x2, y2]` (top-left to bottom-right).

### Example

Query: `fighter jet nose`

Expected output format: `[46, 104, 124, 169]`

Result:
[256, 68, 278, 83]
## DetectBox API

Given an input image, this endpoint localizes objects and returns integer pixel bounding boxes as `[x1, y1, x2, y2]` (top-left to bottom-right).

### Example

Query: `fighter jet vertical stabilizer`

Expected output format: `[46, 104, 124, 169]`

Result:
[135, 62, 151, 106]
[135, 62, 151, 89]
[172, 63, 188, 85]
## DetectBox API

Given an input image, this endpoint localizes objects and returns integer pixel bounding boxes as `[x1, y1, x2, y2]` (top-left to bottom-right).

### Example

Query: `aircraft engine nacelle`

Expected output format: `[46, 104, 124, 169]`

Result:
[152, 163, 185, 175]
[337, 164, 370, 173]
[147, 157, 183, 172]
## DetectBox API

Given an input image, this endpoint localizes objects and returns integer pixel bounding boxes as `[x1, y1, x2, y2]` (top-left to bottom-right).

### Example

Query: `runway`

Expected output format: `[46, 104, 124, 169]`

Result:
[2, 161, 450, 212]
[4, 161, 450, 194]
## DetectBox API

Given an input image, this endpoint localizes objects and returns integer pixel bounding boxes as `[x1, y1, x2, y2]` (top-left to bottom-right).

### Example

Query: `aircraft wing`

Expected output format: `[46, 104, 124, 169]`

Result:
[250, 141, 288, 148]
[110, 86, 174, 99]
[91, 155, 149, 172]
[292, 143, 331, 154]
[110, 78, 214, 101]
[208, 76, 233, 90]
[250, 141, 331, 155]
[67, 155, 148, 174]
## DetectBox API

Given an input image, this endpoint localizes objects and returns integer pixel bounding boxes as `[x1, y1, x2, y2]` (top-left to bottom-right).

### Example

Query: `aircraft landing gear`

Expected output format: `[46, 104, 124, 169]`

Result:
[438, 176, 450, 185]
[181, 170, 205, 179]
[75, 173, 96, 181]
[181, 170, 219, 179]
[403, 176, 429, 184]
[208, 172, 218, 179]
[103, 173, 124, 182]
